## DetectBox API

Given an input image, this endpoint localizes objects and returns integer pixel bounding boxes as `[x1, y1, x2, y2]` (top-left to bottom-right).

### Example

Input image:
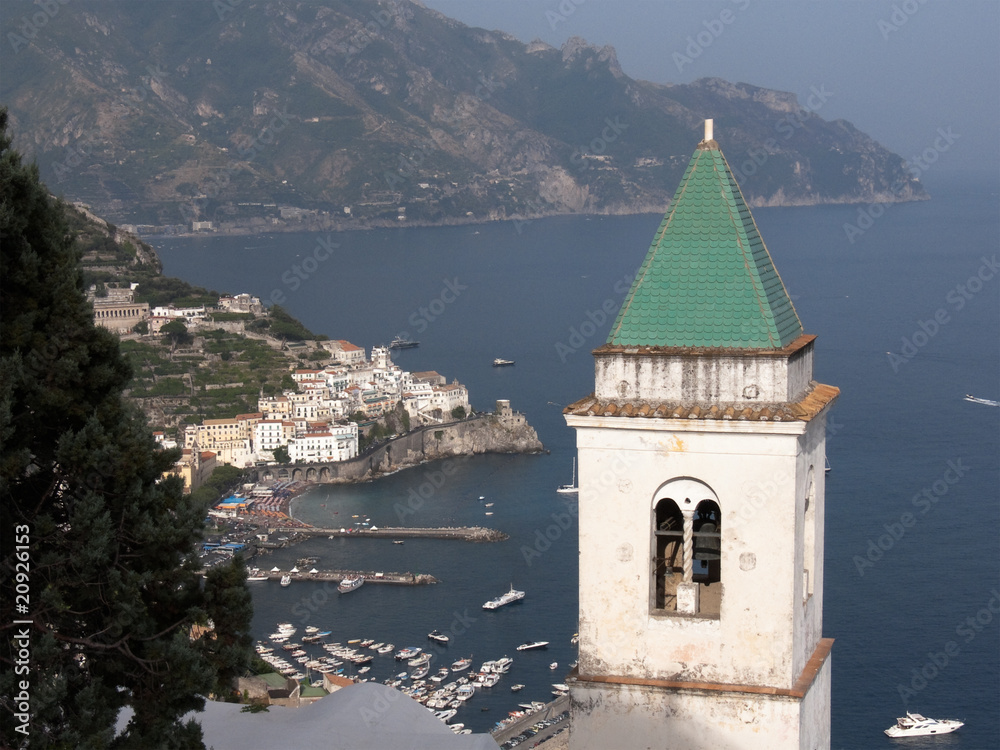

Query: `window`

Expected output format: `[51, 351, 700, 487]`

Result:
[652, 478, 721, 617]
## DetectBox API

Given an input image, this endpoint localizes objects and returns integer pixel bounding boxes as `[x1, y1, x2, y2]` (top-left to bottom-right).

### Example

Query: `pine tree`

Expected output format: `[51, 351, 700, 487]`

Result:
[0, 109, 251, 749]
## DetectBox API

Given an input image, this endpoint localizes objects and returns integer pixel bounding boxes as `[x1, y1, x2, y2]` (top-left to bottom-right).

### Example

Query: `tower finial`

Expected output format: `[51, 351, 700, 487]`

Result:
[704, 118, 714, 142]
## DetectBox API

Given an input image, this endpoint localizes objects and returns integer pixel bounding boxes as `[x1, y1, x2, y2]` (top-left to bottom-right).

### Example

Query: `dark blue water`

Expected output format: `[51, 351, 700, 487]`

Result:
[153, 176, 999, 745]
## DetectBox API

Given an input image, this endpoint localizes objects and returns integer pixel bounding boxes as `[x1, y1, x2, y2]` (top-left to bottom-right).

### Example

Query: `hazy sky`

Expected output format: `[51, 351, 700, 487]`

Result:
[420, 0, 999, 180]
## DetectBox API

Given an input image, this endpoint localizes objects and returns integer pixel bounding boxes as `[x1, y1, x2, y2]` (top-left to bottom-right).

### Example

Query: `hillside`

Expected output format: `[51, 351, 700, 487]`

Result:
[1, 0, 925, 232]
[59, 198, 324, 436]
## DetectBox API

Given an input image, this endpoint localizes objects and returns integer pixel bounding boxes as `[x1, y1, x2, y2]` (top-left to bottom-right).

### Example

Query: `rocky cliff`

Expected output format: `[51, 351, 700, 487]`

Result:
[255, 407, 544, 485]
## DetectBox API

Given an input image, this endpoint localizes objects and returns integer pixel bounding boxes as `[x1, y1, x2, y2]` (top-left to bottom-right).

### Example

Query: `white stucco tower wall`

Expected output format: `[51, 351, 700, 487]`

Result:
[564, 122, 838, 749]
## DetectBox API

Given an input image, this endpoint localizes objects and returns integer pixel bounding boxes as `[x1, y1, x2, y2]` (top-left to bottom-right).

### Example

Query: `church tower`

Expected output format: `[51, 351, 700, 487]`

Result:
[564, 121, 838, 750]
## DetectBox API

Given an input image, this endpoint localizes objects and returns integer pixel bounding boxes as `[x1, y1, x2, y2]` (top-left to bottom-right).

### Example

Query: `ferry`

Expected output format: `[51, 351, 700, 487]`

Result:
[482, 585, 525, 610]
[338, 576, 364, 593]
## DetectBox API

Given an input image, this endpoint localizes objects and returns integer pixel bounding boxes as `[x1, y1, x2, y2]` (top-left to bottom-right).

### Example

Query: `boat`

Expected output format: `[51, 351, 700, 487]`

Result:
[396, 647, 422, 660]
[393, 540, 404, 545]
[451, 657, 472, 671]
[965, 393, 1000, 407]
[247, 568, 269, 581]
[378, 643, 394, 655]
[884, 713, 963, 737]
[482, 585, 525, 610]
[389, 336, 419, 349]
[428, 630, 450, 644]
[409, 652, 432, 667]
[516, 641, 549, 651]
[557, 457, 579, 494]
[279, 575, 292, 587]
[411, 664, 430, 679]
[510, 684, 525, 692]
[338, 576, 364, 593]
[549, 662, 559, 669]
[456, 684, 475, 701]
[492, 358, 515, 367]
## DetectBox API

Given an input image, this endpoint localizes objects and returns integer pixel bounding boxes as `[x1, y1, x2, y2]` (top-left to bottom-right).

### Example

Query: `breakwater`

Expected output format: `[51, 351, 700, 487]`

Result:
[274, 525, 509, 542]
[252, 570, 437, 585]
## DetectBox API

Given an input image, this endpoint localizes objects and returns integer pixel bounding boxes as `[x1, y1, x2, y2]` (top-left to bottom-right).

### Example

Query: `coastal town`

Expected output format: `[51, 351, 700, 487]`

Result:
[90, 287, 472, 494]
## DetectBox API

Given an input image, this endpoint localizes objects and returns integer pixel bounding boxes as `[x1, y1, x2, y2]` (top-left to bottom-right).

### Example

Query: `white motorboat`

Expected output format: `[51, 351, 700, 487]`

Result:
[492, 358, 515, 367]
[557, 457, 579, 494]
[451, 657, 472, 671]
[428, 629, 450, 644]
[279, 575, 292, 587]
[516, 641, 549, 651]
[884, 712, 963, 737]
[247, 568, 269, 581]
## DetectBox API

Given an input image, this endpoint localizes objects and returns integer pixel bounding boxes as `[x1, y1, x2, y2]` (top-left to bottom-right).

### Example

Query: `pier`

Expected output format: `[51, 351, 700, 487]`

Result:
[272, 525, 509, 542]
[250, 570, 438, 585]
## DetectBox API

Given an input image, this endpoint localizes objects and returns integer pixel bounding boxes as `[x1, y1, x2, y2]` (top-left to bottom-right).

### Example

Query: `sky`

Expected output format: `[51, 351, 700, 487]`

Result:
[420, 0, 1000, 180]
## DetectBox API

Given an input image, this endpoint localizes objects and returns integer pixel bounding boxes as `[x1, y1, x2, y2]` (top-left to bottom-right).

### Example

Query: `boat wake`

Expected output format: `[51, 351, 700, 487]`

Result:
[965, 394, 1000, 407]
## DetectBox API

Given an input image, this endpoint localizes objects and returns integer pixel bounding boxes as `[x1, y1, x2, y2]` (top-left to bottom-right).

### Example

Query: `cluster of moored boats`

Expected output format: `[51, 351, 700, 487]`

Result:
[256, 619, 573, 733]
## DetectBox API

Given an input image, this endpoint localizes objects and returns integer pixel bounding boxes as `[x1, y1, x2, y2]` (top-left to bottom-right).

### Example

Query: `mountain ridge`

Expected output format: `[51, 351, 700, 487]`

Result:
[0, 0, 926, 232]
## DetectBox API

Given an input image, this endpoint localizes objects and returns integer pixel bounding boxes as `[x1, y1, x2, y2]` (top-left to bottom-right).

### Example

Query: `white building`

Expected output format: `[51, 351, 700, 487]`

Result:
[287, 423, 359, 464]
[321, 339, 366, 365]
[563, 122, 837, 750]
[253, 419, 295, 459]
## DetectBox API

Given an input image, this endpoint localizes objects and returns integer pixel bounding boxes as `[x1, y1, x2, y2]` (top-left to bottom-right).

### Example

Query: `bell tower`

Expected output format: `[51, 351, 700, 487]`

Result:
[564, 121, 838, 749]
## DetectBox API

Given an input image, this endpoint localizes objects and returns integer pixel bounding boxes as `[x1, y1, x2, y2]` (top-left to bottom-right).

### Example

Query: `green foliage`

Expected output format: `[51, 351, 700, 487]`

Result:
[200, 557, 254, 698]
[132, 320, 149, 335]
[161, 318, 193, 346]
[271, 445, 291, 464]
[134, 274, 217, 308]
[0, 110, 250, 749]
[268, 304, 316, 341]
[451, 405, 466, 420]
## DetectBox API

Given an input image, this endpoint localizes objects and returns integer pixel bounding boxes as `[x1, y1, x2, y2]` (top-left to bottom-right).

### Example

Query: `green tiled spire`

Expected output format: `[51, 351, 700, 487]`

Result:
[606, 131, 803, 349]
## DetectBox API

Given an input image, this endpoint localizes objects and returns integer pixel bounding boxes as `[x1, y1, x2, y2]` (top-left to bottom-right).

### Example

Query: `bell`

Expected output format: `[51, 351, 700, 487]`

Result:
[693, 522, 721, 561]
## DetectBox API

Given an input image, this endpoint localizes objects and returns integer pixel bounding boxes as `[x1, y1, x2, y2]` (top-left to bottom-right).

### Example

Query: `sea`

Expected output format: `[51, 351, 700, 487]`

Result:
[152, 173, 999, 747]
